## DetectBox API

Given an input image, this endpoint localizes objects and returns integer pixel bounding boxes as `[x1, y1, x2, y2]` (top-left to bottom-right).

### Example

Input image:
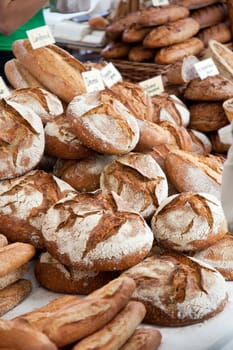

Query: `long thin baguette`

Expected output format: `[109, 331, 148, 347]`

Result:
[120, 327, 162, 350]
[42, 276, 136, 347]
[72, 301, 146, 350]
[0, 318, 57, 350]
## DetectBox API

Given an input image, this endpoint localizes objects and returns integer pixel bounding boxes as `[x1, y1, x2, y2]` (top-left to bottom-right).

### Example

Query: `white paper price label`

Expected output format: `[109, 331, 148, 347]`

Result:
[0, 77, 10, 98]
[139, 75, 164, 96]
[152, 0, 169, 6]
[82, 70, 105, 92]
[100, 62, 122, 88]
[26, 25, 55, 49]
[194, 58, 219, 80]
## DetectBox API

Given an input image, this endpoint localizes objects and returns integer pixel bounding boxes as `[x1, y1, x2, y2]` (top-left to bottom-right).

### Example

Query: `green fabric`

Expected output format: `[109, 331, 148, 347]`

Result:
[0, 9, 45, 51]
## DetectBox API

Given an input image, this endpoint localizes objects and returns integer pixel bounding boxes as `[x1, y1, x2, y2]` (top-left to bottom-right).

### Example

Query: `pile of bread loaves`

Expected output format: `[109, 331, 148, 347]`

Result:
[101, 0, 231, 64]
[1, 37, 233, 348]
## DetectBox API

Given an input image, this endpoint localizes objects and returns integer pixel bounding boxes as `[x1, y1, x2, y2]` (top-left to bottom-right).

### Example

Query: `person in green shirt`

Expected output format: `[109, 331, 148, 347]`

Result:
[0, 0, 48, 82]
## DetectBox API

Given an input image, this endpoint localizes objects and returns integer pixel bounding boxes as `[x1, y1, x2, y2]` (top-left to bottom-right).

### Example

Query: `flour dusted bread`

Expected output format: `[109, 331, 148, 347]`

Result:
[66, 89, 140, 155]
[5, 87, 64, 125]
[12, 39, 87, 103]
[35, 251, 118, 295]
[122, 253, 228, 326]
[0, 170, 76, 248]
[44, 113, 95, 159]
[41, 190, 153, 271]
[158, 121, 193, 152]
[164, 149, 223, 199]
[143, 17, 200, 48]
[194, 234, 233, 280]
[184, 75, 233, 101]
[0, 99, 44, 180]
[151, 192, 227, 253]
[100, 152, 168, 219]
[188, 129, 212, 155]
[4, 58, 45, 89]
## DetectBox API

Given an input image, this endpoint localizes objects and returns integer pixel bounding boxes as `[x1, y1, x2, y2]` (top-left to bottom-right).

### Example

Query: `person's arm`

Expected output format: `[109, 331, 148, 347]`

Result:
[221, 143, 233, 232]
[0, 0, 49, 35]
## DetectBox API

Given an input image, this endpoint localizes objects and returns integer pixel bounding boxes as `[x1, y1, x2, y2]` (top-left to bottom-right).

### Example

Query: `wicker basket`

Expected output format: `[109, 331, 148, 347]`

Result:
[110, 59, 171, 83]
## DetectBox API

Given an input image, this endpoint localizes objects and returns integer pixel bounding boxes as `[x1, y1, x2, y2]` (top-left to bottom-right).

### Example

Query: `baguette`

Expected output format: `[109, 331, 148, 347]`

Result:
[0, 263, 29, 290]
[12, 39, 87, 103]
[0, 279, 32, 317]
[143, 17, 200, 48]
[172, 0, 219, 10]
[191, 3, 227, 29]
[72, 301, 146, 350]
[0, 243, 35, 278]
[0, 318, 57, 350]
[197, 22, 232, 47]
[42, 276, 136, 347]
[120, 327, 162, 350]
[155, 37, 204, 64]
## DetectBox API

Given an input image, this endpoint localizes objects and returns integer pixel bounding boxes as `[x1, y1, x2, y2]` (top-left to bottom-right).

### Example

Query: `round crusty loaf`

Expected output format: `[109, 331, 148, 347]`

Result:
[0, 99, 44, 180]
[66, 89, 140, 155]
[188, 129, 212, 155]
[53, 155, 115, 192]
[193, 233, 233, 280]
[100, 152, 168, 219]
[143, 17, 200, 48]
[164, 149, 224, 199]
[151, 192, 227, 253]
[158, 121, 193, 152]
[41, 191, 154, 271]
[35, 251, 118, 294]
[122, 253, 228, 326]
[184, 75, 233, 101]
[5, 87, 64, 125]
[44, 113, 95, 160]
[0, 170, 76, 248]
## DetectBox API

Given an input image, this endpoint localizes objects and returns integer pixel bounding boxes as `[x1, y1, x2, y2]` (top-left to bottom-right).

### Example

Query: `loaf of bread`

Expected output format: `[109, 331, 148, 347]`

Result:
[12, 39, 87, 103]
[5, 87, 64, 125]
[44, 113, 95, 159]
[34, 251, 118, 295]
[106, 11, 141, 41]
[164, 149, 224, 199]
[41, 191, 153, 270]
[4, 58, 45, 89]
[171, 0, 219, 10]
[128, 44, 156, 62]
[0, 170, 76, 248]
[151, 192, 227, 253]
[66, 89, 140, 155]
[122, 24, 151, 43]
[165, 55, 199, 85]
[191, 3, 227, 29]
[53, 155, 115, 192]
[197, 22, 232, 47]
[209, 39, 233, 83]
[188, 129, 212, 155]
[158, 121, 193, 151]
[184, 75, 233, 101]
[122, 253, 228, 326]
[143, 17, 200, 48]
[100, 152, 168, 219]
[137, 4, 189, 27]
[189, 102, 229, 133]
[101, 41, 131, 59]
[120, 327, 162, 350]
[155, 37, 204, 65]
[0, 98, 44, 180]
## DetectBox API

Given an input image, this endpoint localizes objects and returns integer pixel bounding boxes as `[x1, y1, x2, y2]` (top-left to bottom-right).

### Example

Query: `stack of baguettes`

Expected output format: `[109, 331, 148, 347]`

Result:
[100, 0, 231, 65]
[1, 36, 233, 348]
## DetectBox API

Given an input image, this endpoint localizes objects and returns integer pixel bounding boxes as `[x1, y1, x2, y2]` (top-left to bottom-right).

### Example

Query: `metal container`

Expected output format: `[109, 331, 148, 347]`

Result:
[50, 0, 91, 13]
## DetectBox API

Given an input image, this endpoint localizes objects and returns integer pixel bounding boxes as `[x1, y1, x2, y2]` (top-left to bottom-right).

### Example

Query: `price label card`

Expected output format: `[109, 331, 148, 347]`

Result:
[139, 75, 164, 96]
[194, 58, 219, 80]
[26, 25, 55, 49]
[0, 77, 10, 98]
[152, 0, 169, 6]
[82, 70, 105, 92]
[100, 62, 122, 88]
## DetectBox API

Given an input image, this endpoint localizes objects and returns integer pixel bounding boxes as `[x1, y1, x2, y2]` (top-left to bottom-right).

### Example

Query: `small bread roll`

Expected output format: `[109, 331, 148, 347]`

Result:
[151, 192, 227, 253]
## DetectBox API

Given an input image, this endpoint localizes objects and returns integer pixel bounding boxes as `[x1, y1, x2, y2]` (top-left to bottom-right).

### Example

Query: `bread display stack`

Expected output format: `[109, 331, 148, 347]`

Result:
[1, 30, 233, 348]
